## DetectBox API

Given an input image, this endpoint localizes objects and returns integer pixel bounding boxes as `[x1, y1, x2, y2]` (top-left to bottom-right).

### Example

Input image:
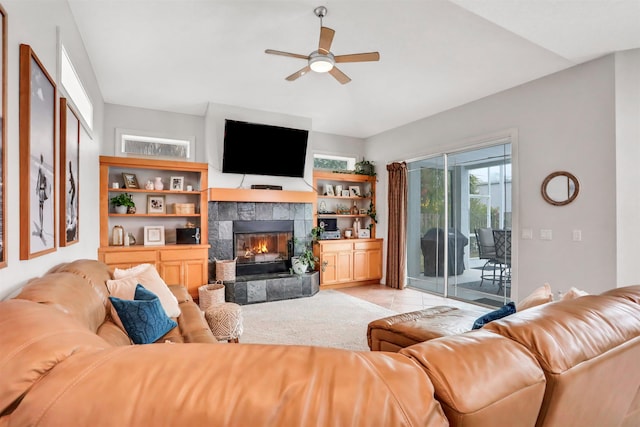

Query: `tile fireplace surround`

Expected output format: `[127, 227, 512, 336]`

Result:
[208, 200, 317, 304]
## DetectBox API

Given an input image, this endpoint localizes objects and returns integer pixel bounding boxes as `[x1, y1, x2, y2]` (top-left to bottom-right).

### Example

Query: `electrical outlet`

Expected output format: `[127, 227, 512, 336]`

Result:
[521, 228, 533, 240]
[540, 229, 553, 240]
[572, 230, 582, 241]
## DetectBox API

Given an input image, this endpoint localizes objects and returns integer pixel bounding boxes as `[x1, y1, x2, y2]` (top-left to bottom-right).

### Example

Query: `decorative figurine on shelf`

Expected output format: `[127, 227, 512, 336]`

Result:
[145, 180, 155, 190]
[350, 201, 359, 215]
[128, 232, 136, 245]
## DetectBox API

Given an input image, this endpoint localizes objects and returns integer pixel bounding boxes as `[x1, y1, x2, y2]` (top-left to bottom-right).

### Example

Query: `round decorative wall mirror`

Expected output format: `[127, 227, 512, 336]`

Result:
[541, 171, 579, 206]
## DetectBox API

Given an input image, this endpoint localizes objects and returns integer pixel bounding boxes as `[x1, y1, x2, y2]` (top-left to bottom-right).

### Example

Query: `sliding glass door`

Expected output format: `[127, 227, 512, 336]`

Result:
[406, 141, 512, 307]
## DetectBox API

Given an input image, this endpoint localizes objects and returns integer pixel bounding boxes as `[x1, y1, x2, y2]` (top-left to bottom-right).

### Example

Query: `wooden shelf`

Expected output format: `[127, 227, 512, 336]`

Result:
[109, 188, 203, 195]
[108, 213, 201, 218]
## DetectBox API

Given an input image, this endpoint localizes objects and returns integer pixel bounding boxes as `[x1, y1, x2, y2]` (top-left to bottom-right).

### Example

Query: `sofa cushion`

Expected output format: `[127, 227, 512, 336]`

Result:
[561, 286, 589, 301]
[516, 283, 553, 311]
[471, 302, 516, 329]
[15, 272, 107, 332]
[0, 300, 110, 415]
[109, 285, 178, 345]
[111, 264, 180, 317]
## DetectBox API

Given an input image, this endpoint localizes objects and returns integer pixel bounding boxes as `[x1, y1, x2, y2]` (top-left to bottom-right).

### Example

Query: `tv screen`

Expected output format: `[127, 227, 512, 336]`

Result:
[222, 119, 309, 178]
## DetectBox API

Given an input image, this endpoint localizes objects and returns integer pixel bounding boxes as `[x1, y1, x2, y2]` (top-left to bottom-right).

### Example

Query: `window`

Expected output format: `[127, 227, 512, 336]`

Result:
[313, 154, 356, 171]
[116, 128, 194, 160]
[61, 45, 93, 130]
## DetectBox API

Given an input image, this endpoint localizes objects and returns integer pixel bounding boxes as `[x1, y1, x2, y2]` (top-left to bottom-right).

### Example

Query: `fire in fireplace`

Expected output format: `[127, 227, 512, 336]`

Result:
[233, 220, 294, 276]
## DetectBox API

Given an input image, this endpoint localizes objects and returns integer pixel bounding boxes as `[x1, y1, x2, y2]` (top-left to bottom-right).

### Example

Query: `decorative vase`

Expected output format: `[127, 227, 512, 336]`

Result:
[112, 225, 124, 246]
[291, 257, 308, 275]
[154, 177, 164, 190]
[114, 205, 128, 214]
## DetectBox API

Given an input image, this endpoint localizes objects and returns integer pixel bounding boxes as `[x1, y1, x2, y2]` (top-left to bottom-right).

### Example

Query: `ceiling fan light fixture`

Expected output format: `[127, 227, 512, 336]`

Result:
[309, 52, 334, 73]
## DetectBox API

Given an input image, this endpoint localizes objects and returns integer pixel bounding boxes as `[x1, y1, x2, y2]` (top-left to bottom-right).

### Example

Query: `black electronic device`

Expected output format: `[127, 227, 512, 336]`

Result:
[222, 119, 308, 178]
[319, 218, 337, 231]
[251, 184, 283, 190]
[176, 227, 201, 244]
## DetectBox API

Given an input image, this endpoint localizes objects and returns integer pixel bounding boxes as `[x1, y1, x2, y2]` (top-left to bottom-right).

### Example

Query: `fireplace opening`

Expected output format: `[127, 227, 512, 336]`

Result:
[233, 220, 294, 276]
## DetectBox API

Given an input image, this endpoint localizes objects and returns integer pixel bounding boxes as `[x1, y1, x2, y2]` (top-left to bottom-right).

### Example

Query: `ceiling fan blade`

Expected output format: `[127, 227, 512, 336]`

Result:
[334, 52, 380, 63]
[318, 27, 335, 54]
[285, 66, 311, 81]
[265, 49, 309, 60]
[328, 66, 351, 85]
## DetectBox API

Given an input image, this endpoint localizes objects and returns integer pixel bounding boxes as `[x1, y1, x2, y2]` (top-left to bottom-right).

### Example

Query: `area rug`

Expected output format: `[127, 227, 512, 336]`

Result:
[239, 290, 397, 351]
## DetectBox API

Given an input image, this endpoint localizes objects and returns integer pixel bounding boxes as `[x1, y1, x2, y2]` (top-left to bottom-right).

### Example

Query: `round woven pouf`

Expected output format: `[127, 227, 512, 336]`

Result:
[205, 303, 243, 343]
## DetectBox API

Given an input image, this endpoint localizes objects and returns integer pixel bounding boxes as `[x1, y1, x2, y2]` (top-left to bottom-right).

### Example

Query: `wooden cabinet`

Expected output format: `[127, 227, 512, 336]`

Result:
[313, 171, 377, 239]
[98, 156, 210, 298]
[315, 239, 383, 288]
[313, 170, 381, 288]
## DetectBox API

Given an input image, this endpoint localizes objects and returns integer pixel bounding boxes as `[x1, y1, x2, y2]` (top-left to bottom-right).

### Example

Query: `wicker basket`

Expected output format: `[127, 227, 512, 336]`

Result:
[173, 203, 195, 215]
[198, 282, 225, 311]
[215, 257, 237, 282]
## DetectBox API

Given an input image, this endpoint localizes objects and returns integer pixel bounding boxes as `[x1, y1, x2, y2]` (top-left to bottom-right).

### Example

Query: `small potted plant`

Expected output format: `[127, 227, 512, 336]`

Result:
[290, 231, 326, 275]
[110, 193, 135, 214]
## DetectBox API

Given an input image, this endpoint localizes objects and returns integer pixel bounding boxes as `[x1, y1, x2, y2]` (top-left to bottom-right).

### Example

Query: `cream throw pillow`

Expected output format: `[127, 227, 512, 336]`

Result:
[561, 287, 589, 301]
[112, 264, 181, 318]
[516, 283, 553, 311]
[106, 276, 139, 330]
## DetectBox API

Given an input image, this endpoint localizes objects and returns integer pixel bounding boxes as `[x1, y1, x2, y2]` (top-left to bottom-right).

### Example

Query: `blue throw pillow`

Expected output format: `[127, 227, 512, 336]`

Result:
[472, 302, 516, 330]
[109, 284, 178, 344]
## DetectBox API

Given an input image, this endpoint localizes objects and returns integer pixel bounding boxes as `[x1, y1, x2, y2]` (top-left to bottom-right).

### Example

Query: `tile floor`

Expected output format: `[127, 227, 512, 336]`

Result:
[336, 284, 489, 315]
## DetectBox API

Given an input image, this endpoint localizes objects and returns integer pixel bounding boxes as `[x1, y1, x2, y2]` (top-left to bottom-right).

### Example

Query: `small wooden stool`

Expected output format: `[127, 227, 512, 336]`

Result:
[205, 303, 243, 343]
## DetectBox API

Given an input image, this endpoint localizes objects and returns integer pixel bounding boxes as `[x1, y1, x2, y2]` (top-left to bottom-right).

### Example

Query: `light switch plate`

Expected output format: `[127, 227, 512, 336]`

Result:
[540, 229, 553, 240]
[522, 228, 533, 240]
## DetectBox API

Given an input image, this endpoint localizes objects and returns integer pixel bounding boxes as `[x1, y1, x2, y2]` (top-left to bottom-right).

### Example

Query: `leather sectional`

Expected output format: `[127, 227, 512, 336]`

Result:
[1, 259, 639, 426]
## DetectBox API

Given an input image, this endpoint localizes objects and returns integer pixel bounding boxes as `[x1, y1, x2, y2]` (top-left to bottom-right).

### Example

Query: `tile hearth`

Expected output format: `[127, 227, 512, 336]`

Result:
[224, 272, 320, 305]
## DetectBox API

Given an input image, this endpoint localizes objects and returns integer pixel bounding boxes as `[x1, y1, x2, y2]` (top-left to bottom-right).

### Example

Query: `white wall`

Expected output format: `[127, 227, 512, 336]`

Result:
[366, 55, 618, 299]
[102, 103, 205, 161]
[203, 103, 366, 191]
[615, 49, 640, 286]
[0, 0, 104, 299]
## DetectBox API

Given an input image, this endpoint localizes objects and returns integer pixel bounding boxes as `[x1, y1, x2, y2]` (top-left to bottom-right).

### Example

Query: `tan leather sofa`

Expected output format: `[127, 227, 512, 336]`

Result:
[0, 259, 638, 426]
[14, 259, 217, 345]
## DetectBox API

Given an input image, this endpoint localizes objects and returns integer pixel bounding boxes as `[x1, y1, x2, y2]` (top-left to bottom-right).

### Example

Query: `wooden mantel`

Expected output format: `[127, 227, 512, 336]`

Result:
[208, 187, 316, 204]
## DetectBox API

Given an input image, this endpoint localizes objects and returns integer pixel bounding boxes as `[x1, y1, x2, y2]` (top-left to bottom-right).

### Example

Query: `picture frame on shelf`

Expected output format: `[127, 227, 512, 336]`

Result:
[59, 98, 80, 247]
[341, 189, 350, 197]
[170, 176, 184, 191]
[143, 225, 165, 246]
[19, 44, 57, 260]
[349, 186, 361, 196]
[358, 229, 371, 238]
[324, 184, 334, 196]
[335, 185, 343, 195]
[122, 172, 139, 189]
[147, 195, 166, 214]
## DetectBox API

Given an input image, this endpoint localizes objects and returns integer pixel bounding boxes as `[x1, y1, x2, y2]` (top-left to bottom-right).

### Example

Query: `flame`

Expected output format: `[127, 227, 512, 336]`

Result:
[254, 240, 269, 254]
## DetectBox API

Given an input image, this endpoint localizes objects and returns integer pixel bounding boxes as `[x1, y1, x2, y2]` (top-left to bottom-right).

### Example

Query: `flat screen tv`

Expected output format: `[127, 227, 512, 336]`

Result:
[222, 119, 309, 178]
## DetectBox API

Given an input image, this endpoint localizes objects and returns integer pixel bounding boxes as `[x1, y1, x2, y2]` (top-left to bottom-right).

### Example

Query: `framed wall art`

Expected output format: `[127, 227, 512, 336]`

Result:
[144, 225, 165, 246]
[0, 5, 7, 267]
[59, 98, 80, 246]
[19, 44, 57, 259]
[349, 186, 361, 197]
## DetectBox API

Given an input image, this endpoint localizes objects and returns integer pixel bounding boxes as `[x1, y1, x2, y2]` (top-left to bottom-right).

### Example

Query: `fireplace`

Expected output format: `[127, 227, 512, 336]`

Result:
[233, 220, 294, 276]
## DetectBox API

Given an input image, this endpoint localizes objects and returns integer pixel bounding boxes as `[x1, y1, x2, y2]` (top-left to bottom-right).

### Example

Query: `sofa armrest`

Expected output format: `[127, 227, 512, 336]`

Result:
[400, 330, 546, 427]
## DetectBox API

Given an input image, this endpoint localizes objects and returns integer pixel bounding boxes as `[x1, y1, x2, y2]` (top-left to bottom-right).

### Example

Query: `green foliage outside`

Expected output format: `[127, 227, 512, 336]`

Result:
[314, 158, 349, 171]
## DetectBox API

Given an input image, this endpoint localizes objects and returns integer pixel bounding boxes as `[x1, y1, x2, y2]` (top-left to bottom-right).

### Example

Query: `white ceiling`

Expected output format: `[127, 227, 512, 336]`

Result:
[67, 0, 640, 139]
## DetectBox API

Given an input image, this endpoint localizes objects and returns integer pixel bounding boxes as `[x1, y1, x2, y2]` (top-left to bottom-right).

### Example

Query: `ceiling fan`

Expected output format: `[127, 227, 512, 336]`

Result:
[265, 6, 380, 84]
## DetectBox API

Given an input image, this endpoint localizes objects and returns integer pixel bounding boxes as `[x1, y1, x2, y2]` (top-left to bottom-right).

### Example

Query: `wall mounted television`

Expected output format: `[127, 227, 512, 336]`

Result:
[222, 119, 309, 178]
